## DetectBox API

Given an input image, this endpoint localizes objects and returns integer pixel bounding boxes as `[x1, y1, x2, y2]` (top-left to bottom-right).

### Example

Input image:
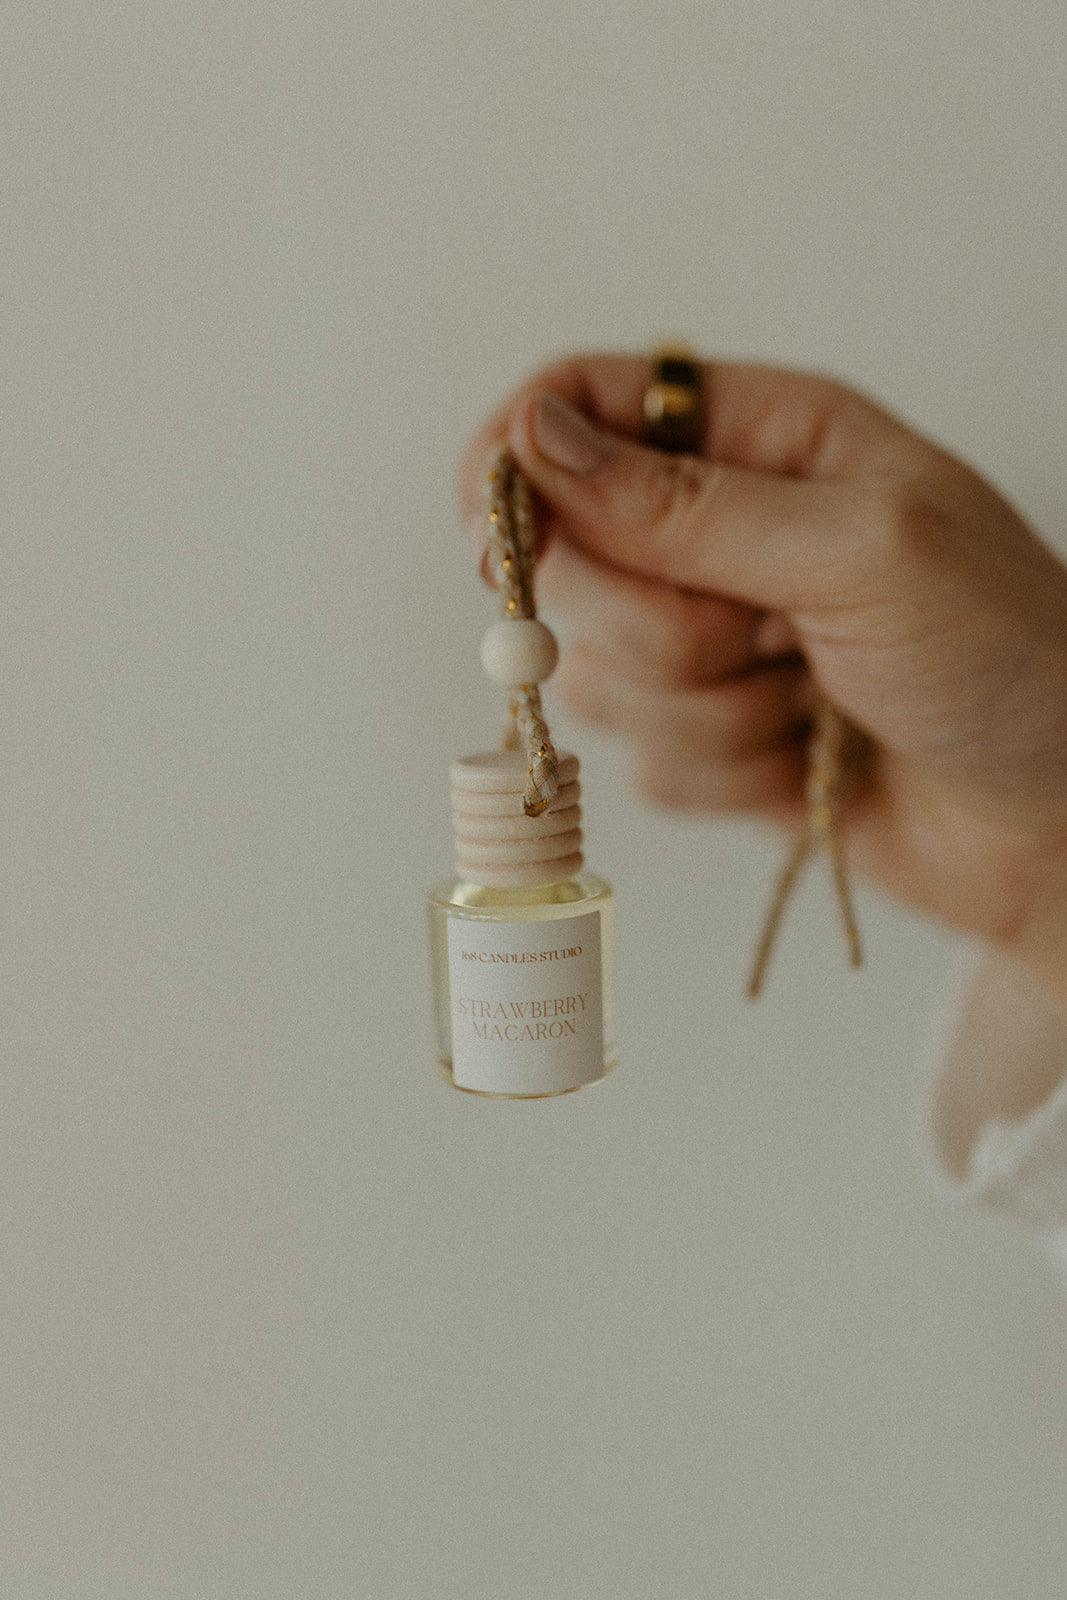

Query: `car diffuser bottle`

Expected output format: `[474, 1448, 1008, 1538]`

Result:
[427, 449, 616, 1097]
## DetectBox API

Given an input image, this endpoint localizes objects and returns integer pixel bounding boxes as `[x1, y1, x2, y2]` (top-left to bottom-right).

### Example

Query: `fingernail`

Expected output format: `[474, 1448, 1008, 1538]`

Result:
[533, 393, 611, 475]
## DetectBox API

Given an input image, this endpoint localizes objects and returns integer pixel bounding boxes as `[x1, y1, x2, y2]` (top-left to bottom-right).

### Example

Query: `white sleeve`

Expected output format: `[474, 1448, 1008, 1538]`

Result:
[928, 947, 1067, 1267]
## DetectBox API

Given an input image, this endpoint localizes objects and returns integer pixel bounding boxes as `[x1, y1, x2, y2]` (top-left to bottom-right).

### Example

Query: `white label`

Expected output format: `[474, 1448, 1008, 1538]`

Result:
[447, 912, 604, 1095]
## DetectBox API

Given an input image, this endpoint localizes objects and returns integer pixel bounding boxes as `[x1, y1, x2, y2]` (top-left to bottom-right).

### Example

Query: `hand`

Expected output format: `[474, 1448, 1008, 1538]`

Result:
[458, 353, 1067, 1006]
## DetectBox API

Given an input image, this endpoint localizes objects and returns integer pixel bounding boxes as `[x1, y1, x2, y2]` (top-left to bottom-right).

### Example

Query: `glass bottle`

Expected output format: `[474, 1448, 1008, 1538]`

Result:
[428, 750, 616, 1098]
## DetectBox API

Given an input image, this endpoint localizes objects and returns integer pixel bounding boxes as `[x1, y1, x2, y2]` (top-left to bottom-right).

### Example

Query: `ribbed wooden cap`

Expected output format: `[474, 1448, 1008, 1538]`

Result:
[451, 751, 583, 888]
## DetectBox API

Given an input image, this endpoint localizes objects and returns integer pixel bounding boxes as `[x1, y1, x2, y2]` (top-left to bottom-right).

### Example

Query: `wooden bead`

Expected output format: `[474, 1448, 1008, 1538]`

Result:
[479, 619, 559, 686]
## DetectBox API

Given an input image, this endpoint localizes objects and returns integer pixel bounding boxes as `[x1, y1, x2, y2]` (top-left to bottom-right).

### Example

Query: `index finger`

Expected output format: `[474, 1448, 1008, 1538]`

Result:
[457, 350, 931, 545]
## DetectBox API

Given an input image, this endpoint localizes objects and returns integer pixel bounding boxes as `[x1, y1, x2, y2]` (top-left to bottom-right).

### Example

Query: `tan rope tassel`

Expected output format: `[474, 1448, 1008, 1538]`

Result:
[746, 697, 863, 997]
[483, 448, 560, 817]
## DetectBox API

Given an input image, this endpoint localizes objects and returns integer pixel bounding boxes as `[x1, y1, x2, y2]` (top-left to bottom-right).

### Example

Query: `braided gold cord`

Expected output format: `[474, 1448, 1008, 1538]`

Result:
[484, 449, 561, 817]
[746, 697, 863, 997]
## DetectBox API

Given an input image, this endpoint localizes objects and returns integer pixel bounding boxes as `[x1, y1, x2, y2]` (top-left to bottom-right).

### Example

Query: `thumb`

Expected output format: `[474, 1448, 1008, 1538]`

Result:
[509, 391, 895, 615]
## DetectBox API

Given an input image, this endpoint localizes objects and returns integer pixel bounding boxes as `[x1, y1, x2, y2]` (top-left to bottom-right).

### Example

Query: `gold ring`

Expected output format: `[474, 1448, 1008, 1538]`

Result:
[642, 342, 704, 453]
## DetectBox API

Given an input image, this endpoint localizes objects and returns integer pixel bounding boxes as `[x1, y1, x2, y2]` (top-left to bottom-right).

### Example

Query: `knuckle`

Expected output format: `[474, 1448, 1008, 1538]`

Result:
[555, 662, 605, 724]
[644, 454, 722, 572]
[555, 646, 621, 730]
[631, 752, 695, 810]
[695, 669, 802, 756]
[631, 744, 799, 815]
[712, 745, 803, 813]
[866, 477, 947, 570]
[705, 679, 759, 746]
[633, 592, 715, 686]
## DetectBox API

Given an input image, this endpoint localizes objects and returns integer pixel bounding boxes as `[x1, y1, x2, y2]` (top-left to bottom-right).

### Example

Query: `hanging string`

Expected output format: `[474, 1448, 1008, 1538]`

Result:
[746, 697, 863, 996]
[483, 448, 561, 817]
[641, 342, 863, 996]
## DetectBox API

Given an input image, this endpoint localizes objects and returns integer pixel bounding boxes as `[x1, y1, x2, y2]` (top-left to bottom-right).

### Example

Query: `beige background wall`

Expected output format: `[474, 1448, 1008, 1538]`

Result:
[4, 2, 1067, 1595]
